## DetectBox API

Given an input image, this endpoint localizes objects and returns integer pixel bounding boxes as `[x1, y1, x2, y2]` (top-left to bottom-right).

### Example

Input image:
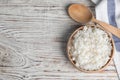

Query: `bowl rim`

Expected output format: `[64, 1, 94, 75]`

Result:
[66, 24, 115, 73]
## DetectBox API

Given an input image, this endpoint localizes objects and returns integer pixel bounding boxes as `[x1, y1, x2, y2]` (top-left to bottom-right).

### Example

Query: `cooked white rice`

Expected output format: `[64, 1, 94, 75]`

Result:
[70, 25, 112, 71]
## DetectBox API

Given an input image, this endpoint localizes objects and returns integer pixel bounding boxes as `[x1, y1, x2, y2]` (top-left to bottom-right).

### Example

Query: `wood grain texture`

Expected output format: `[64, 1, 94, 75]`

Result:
[0, 0, 119, 80]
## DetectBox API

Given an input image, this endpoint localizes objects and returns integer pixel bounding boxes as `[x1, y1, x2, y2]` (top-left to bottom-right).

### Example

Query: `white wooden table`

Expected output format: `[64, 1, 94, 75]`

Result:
[0, 0, 119, 80]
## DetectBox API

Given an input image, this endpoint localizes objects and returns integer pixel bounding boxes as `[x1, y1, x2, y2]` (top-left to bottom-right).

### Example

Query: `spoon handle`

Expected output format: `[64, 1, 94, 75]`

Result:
[92, 19, 120, 38]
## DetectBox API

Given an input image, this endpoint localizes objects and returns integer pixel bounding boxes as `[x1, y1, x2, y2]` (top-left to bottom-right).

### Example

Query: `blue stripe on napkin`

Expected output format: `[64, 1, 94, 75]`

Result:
[107, 0, 120, 51]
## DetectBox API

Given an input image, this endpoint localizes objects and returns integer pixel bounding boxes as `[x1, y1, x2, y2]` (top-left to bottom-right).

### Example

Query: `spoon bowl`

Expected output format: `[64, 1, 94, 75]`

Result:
[68, 4, 92, 23]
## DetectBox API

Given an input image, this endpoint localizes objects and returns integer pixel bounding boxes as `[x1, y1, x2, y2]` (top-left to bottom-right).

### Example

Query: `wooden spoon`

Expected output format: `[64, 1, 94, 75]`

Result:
[68, 4, 120, 38]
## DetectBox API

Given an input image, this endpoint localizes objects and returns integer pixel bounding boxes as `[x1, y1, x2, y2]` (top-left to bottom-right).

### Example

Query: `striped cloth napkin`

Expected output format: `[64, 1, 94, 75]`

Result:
[91, 0, 120, 78]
